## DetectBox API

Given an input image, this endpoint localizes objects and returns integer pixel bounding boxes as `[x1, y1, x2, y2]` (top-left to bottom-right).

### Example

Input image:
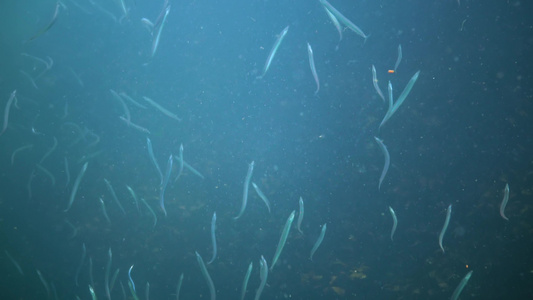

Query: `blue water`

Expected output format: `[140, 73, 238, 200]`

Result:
[0, 0, 532, 299]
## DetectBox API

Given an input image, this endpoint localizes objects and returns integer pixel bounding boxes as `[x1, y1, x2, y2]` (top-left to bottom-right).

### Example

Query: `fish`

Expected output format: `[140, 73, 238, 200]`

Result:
[146, 137, 163, 184]
[319, 0, 369, 41]
[5, 250, 24, 276]
[104, 178, 126, 214]
[500, 183, 510, 220]
[104, 248, 112, 300]
[380, 71, 421, 129]
[388, 206, 397, 241]
[120, 116, 151, 134]
[271, 210, 295, 270]
[240, 262, 253, 300]
[27, 2, 61, 42]
[99, 198, 111, 223]
[439, 204, 452, 253]
[323, 7, 342, 42]
[176, 273, 184, 300]
[234, 161, 255, 219]
[371, 65, 385, 102]
[255, 256, 268, 300]
[297, 197, 304, 233]
[159, 154, 173, 216]
[394, 44, 402, 72]
[207, 212, 217, 264]
[128, 265, 136, 292]
[196, 252, 216, 300]
[151, 5, 170, 57]
[251, 182, 271, 213]
[126, 185, 140, 213]
[64, 162, 89, 212]
[374, 137, 390, 190]
[450, 270, 473, 300]
[142, 96, 182, 121]
[1, 90, 17, 136]
[174, 144, 184, 181]
[258, 26, 289, 79]
[141, 198, 158, 227]
[309, 223, 327, 260]
[307, 43, 320, 95]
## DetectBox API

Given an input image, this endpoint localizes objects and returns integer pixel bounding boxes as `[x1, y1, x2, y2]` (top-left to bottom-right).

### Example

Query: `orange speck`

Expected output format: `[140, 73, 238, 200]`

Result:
[388, 70, 395, 73]
[466, 265, 469, 268]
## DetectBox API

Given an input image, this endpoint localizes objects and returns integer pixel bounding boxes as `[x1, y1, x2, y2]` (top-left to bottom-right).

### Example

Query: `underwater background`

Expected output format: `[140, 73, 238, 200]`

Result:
[0, 0, 532, 299]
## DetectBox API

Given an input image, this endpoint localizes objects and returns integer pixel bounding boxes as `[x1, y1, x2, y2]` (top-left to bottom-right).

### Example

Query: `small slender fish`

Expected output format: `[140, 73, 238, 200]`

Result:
[120, 282, 126, 300]
[28, 2, 61, 41]
[394, 44, 402, 72]
[390, 70, 420, 116]
[196, 251, 216, 300]
[89, 285, 97, 300]
[110, 89, 131, 121]
[319, 0, 369, 40]
[141, 198, 158, 227]
[450, 270, 473, 300]
[141, 18, 154, 32]
[36, 269, 50, 298]
[184, 160, 205, 179]
[240, 262, 253, 300]
[234, 161, 255, 220]
[323, 7, 342, 42]
[147, 137, 163, 184]
[1, 90, 17, 136]
[207, 212, 217, 264]
[271, 210, 295, 270]
[307, 43, 320, 95]
[104, 178, 126, 215]
[119, 92, 147, 109]
[128, 265, 136, 292]
[105, 248, 112, 300]
[310, 223, 327, 260]
[388, 206, 398, 241]
[146, 282, 150, 300]
[110, 268, 120, 292]
[176, 273, 184, 300]
[120, 116, 151, 134]
[11, 144, 33, 165]
[439, 204, 452, 253]
[371, 65, 385, 102]
[74, 243, 86, 286]
[297, 197, 304, 233]
[251, 182, 271, 213]
[100, 197, 111, 223]
[64, 162, 88, 212]
[38, 136, 58, 164]
[258, 26, 289, 79]
[379, 81, 394, 130]
[89, 257, 94, 288]
[5, 250, 24, 275]
[118, 0, 128, 17]
[374, 137, 390, 190]
[35, 164, 56, 186]
[151, 5, 171, 57]
[159, 154, 173, 216]
[380, 71, 421, 128]
[143, 96, 182, 121]
[500, 183, 510, 221]
[174, 143, 184, 181]
[126, 185, 140, 213]
[19, 70, 38, 89]
[255, 256, 268, 300]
